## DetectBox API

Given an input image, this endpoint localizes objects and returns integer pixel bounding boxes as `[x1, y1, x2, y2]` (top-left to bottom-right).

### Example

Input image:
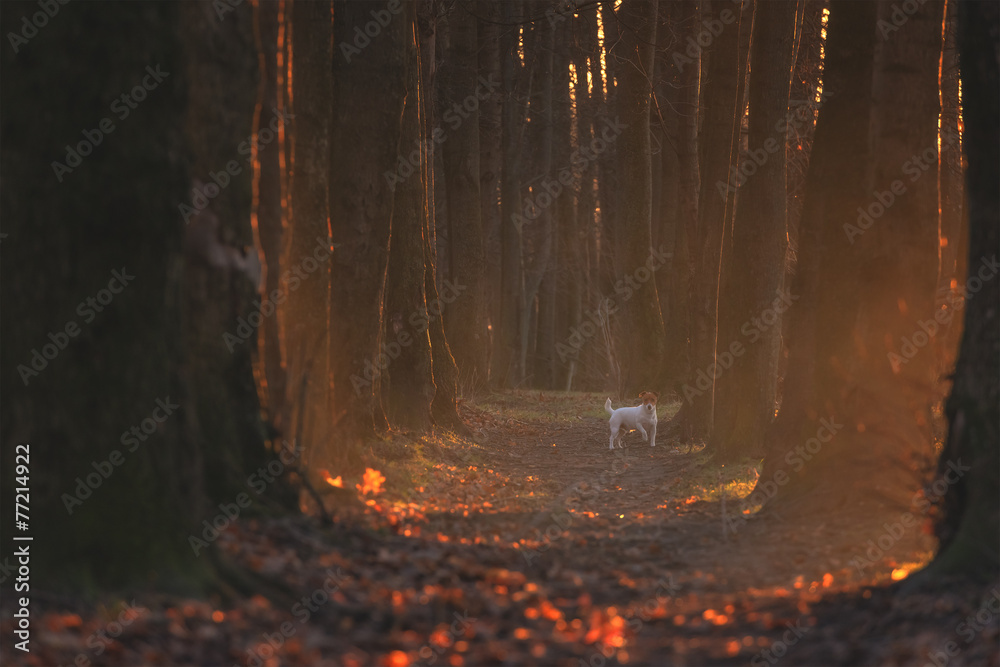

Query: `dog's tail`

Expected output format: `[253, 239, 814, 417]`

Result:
[604, 397, 614, 415]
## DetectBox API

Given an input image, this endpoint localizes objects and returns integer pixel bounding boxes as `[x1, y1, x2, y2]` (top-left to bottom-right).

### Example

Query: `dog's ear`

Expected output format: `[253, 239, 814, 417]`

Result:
[652, 391, 659, 399]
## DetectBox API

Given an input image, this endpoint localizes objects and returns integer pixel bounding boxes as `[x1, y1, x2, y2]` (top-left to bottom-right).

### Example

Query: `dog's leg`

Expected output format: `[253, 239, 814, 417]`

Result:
[609, 427, 617, 450]
[637, 424, 648, 442]
[649, 423, 656, 447]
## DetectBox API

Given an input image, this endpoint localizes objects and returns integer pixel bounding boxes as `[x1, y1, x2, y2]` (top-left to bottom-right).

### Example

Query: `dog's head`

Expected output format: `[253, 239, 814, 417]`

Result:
[638, 391, 658, 414]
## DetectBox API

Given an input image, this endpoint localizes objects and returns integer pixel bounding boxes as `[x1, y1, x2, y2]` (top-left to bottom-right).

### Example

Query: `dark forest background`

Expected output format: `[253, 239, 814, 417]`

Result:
[0, 0, 996, 620]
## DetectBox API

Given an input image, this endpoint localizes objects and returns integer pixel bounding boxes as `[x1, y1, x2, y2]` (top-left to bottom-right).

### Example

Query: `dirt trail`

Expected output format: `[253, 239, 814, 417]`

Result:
[9, 393, 998, 667]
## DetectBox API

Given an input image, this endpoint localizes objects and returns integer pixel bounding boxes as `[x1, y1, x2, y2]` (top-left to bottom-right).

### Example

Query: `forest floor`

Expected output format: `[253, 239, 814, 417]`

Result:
[6, 391, 1000, 667]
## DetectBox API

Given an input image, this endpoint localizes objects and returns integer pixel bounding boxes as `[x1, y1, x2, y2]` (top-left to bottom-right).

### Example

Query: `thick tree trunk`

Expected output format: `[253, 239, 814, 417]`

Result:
[328, 0, 406, 454]
[758, 0, 945, 521]
[610, 0, 664, 395]
[0, 0, 272, 585]
[252, 0, 289, 433]
[661, 0, 701, 404]
[286, 0, 333, 459]
[497, 0, 525, 387]
[921, 0, 999, 581]
[519, 17, 555, 388]
[416, 5, 465, 432]
[936, 0, 966, 378]
[677, 0, 747, 439]
[569, 14, 602, 390]
[177, 0, 276, 512]
[710, 0, 797, 461]
[597, 1, 619, 304]
[786, 0, 826, 245]
[441, 1, 488, 393]
[383, 4, 436, 432]
[477, 5, 503, 386]
[537, 28, 572, 390]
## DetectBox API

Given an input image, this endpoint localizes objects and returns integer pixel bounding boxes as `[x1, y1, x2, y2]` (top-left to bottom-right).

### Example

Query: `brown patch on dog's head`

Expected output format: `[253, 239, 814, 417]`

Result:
[638, 391, 658, 406]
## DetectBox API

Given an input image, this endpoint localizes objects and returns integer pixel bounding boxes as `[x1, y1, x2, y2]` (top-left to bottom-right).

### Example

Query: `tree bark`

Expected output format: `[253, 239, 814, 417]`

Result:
[441, 1, 488, 393]
[921, 0, 999, 581]
[252, 0, 289, 434]
[676, 0, 748, 439]
[936, 0, 966, 379]
[328, 0, 406, 453]
[382, 2, 436, 432]
[497, 0, 526, 387]
[0, 0, 273, 585]
[661, 0, 701, 405]
[758, 0, 946, 520]
[478, 3, 503, 386]
[610, 0, 664, 395]
[710, 0, 798, 461]
[286, 0, 333, 460]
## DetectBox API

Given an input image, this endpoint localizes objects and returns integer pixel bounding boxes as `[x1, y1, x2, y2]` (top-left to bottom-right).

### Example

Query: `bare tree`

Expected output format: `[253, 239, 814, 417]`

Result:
[710, 0, 798, 461]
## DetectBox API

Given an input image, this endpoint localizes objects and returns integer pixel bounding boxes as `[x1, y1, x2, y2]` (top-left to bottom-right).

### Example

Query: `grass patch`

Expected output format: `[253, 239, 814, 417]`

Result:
[669, 454, 764, 505]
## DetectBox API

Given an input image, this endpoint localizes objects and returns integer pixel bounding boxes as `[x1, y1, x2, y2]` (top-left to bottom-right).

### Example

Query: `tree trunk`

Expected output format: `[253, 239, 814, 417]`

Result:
[661, 0, 701, 403]
[497, 0, 526, 387]
[676, 0, 748, 439]
[920, 0, 999, 581]
[519, 17, 555, 388]
[441, 1, 488, 394]
[286, 0, 333, 460]
[569, 13, 602, 390]
[537, 27, 572, 390]
[477, 4, 503, 386]
[382, 3, 436, 432]
[758, 0, 945, 520]
[710, 0, 798, 461]
[252, 0, 289, 434]
[0, 0, 271, 586]
[936, 0, 966, 379]
[328, 0, 406, 455]
[610, 0, 664, 395]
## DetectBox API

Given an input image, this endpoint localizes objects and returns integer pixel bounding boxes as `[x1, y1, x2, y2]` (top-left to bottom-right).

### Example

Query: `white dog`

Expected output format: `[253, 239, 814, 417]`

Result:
[605, 392, 658, 450]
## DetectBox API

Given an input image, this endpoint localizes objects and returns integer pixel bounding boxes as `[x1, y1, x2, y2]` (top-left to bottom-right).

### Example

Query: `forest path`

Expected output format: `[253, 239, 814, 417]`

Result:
[10, 392, 995, 667]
